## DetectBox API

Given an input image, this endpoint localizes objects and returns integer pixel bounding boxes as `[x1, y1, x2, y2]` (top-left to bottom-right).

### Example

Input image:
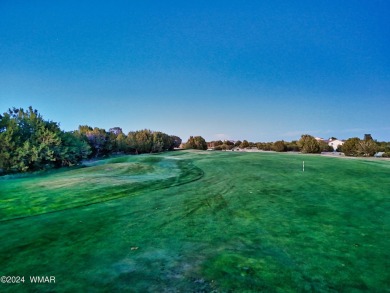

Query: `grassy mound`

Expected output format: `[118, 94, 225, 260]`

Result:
[0, 150, 389, 292]
[0, 154, 203, 221]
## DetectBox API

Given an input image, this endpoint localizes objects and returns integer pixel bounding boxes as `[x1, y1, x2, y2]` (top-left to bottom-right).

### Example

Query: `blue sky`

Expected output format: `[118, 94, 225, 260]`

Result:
[1, 1, 389, 142]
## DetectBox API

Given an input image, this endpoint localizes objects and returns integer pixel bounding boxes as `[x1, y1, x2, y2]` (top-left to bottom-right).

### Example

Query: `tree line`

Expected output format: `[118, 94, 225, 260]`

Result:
[0, 107, 181, 174]
[207, 134, 390, 157]
[1, 107, 389, 174]
[75, 126, 181, 157]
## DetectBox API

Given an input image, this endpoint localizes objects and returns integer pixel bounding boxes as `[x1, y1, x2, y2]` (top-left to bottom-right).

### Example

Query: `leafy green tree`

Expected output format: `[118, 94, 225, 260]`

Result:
[256, 142, 273, 151]
[107, 127, 123, 153]
[151, 131, 173, 153]
[240, 140, 249, 148]
[0, 106, 182, 174]
[298, 135, 320, 153]
[376, 141, 390, 153]
[341, 137, 360, 156]
[0, 112, 19, 172]
[318, 140, 333, 152]
[234, 140, 242, 147]
[126, 129, 174, 154]
[185, 136, 207, 150]
[1, 107, 63, 171]
[273, 140, 287, 152]
[208, 140, 223, 148]
[115, 133, 128, 153]
[286, 140, 300, 152]
[126, 129, 153, 153]
[84, 127, 111, 157]
[214, 140, 223, 147]
[357, 139, 377, 157]
[0, 107, 90, 174]
[56, 132, 91, 166]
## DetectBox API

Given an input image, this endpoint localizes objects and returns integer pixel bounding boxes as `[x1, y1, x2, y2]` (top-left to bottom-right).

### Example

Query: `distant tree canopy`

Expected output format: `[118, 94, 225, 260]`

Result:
[240, 140, 250, 149]
[208, 134, 386, 157]
[210, 140, 234, 151]
[376, 141, 390, 157]
[0, 107, 91, 173]
[318, 140, 333, 152]
[0, 107, 181, 174]
[286, 140, 300, 152]
[76, 128, 180, 156]
[298, 134, 320, 153]
[342, 137, 377, 157]
[170, 135, 182, 149]
[273, 140, 287, 152]
[125, 130, 177, 154]
[76, 126, 111, 158]
[256, 142, 273, 151]
[185, 136, 207, 150]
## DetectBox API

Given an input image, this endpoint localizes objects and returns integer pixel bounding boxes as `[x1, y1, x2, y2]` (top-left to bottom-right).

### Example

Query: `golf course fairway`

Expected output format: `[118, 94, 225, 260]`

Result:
[0, 150, 389, 292]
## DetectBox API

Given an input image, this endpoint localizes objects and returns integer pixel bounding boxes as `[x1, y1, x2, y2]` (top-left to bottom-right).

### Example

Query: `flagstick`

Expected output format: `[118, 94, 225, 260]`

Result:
[303, 161, 305, 172]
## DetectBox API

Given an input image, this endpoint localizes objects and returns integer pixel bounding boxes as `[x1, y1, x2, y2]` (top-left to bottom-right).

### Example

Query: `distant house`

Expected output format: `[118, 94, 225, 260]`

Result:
[328, 139, 344, 151]
[374, 152, 385, 158]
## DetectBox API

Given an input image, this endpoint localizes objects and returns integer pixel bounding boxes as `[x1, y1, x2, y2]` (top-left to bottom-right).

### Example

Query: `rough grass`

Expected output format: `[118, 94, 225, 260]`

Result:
[0, 150, 389, 292]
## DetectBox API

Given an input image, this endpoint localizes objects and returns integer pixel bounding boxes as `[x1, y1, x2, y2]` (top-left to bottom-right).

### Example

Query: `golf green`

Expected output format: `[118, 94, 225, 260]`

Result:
[0, 150, 389, 292]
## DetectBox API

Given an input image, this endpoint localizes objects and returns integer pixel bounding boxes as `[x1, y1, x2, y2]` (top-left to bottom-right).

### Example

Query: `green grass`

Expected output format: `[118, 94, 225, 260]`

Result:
[0, 150, 389, 292]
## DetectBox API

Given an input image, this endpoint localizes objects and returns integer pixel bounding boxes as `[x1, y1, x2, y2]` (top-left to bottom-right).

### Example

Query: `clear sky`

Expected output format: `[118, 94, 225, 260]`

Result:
[1, 1, 389, 142]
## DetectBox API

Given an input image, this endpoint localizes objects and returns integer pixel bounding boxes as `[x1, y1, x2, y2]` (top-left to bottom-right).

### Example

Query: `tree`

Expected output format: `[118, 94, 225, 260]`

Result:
[185, 136, 207, 150]
[341, 137, 360, 156]
[208, 140, 223, 148]
[286, 140, 300, 152]
[357, 139, 377, 157]
[318, 140, 333, 152]
[298, 135, 320, 153]
[125, 129, 176, 154]
[0, 106, 182, 174]
[127, 129, 153, 153]
[56, 132, 91, 166]
[376, 141, 390, 153]
[169, 135, 182, 150]
[0, 107, 90, 174]
[341, 136, 377, 157]
[273, 140, 287, 152]
[115, 133, 128, 153]
[108, 127, 124, 153]
[84, 127, 111, 157]
[256, 142, 273, 151]
[240, 140, 249, 148]
[151, 131, 173, 153]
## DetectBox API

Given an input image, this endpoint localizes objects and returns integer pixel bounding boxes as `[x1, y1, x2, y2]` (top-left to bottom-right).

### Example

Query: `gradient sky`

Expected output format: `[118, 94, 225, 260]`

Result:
[1, 1, 389, 142]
